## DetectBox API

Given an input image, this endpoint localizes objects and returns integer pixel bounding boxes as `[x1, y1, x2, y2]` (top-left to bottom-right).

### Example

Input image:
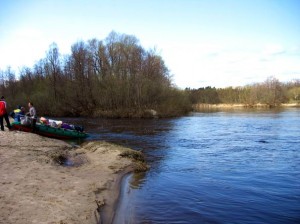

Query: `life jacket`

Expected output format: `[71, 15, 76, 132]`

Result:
[0, 101, 6, 116]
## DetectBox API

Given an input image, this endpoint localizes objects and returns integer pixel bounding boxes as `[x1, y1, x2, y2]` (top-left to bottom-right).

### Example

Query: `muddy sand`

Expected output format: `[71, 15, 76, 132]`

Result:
[0, 128, 138, 224]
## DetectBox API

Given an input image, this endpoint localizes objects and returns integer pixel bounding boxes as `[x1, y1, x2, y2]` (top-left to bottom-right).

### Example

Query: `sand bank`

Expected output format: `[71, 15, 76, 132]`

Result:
[193, 103, 300, 111]
[0, 129, 137, 224]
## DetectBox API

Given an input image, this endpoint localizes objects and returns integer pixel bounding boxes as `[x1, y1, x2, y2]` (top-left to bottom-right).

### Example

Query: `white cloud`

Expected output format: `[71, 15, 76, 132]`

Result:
[161, 41, 300, 88]
[0, 27, 51, 72]
[262, 44, 285, 56]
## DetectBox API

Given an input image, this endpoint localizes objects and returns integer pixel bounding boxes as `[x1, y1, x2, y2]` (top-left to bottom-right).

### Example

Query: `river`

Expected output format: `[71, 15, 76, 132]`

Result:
[63, 108, 300, 224]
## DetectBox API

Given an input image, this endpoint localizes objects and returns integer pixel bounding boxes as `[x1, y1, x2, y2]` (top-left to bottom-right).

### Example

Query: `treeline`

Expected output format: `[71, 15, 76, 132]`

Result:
[187, 77, 300, 106]
[0, 31, 191, 117]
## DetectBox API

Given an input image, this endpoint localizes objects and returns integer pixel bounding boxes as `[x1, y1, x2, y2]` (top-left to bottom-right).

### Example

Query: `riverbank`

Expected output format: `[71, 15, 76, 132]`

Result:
[193, 103, 300, 111]
[0, 129, 141, 224]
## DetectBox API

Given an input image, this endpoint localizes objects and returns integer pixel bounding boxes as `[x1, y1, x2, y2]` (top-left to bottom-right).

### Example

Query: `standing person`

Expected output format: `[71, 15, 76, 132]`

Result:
[28, 102, 37, 118]
[28, 102, 37, 131]
[0, 96, 11, 131]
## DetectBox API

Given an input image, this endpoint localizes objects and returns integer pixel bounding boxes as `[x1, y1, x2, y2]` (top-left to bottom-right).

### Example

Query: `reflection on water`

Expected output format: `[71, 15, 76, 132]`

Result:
[62, 109, 300, 224]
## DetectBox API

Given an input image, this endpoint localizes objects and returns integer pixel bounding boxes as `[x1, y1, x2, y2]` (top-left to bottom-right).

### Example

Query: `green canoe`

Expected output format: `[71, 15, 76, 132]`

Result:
[12, 122, 88, 139]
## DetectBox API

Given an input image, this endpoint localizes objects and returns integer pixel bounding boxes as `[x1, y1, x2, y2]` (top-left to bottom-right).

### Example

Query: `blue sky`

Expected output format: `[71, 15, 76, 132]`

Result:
[0, 0, 299, 88]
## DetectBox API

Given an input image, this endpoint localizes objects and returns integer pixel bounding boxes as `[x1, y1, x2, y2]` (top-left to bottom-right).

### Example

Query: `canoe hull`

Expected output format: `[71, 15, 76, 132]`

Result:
[12, 122, 88, 140]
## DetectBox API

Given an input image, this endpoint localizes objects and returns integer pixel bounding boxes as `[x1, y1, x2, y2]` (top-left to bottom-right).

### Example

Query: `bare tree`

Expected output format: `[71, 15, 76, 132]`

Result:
[45, 43, 61, 100]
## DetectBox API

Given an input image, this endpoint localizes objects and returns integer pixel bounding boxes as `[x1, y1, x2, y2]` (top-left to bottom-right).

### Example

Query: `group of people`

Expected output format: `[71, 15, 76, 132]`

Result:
[0, 96, 36, 131]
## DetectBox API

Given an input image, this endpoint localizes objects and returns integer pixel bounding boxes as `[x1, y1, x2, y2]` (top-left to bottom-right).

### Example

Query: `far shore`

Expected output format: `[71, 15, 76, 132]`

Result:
[193, 103, 300, 111]
[0, 128, 144, 224]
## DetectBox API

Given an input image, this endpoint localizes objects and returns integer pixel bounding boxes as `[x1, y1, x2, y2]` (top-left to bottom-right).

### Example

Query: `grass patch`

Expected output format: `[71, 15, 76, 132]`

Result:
[119, 149, 149, 173]
[119, 149, 145, 162]
[133, 161, 149, 172]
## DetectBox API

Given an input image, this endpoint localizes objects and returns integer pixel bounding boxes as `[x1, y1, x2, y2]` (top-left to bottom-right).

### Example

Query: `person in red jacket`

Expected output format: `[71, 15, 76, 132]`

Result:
[0, 96, 11, 131]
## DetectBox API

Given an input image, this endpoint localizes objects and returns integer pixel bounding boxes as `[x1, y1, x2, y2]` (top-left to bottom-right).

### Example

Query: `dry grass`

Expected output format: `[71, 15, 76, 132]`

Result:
[133, 161, 149, 172]
[119, 149, 149, 173]
[119, 149, 145, 162]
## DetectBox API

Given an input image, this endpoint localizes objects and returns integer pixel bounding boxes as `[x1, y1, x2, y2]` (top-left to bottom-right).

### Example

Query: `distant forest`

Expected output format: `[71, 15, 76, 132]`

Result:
[0, 32, 191, 117]
[187, 77, 300, 106]
[0, 32, 299, 118]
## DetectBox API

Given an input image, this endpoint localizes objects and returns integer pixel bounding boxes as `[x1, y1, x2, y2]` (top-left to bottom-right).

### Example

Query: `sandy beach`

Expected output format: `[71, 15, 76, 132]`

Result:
[0, 128, 138, 224]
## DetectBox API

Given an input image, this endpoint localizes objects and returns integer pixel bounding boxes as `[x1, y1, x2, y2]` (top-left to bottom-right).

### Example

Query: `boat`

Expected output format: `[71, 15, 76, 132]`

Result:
[11, 121, 88, 139]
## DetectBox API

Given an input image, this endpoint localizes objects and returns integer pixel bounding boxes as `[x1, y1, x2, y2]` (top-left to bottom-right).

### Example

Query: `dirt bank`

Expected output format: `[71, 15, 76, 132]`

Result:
[0, 129, 137, 224]
[193, 103, 300, 111]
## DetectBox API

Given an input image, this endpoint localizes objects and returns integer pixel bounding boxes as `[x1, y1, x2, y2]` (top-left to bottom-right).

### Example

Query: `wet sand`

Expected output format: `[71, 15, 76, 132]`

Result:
[0, 128, 135, 224]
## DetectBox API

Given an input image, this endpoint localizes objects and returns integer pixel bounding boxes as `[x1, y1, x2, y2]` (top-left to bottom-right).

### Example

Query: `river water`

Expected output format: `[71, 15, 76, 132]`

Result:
[64, 108, 300, 224]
